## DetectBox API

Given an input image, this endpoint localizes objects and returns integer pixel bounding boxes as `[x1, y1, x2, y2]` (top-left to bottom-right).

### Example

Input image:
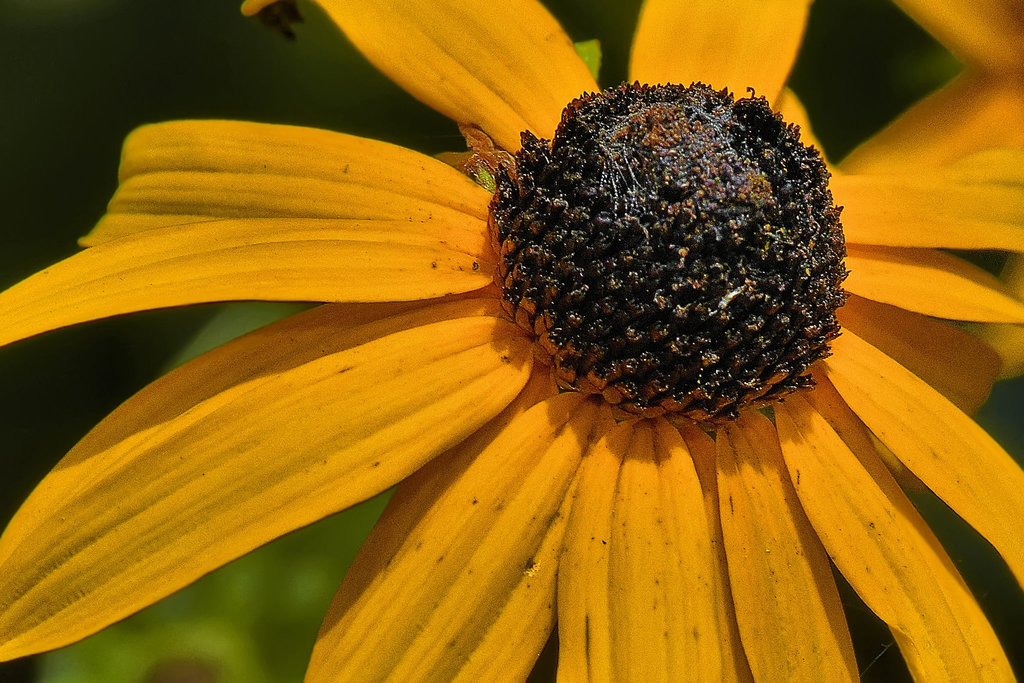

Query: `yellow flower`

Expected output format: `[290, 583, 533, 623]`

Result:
[1, 0, 1023, 681]
[840, 0, 1024, 378]
[842, 0, 1024, 170]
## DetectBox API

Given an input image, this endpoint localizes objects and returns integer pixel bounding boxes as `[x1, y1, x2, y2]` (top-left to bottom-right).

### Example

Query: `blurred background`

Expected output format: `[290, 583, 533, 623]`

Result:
[0, 0, 1021, 680]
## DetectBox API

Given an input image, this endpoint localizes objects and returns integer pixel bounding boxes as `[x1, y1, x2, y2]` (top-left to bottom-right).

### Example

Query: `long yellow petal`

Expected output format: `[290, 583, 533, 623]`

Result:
[305, 393, 604, 682]
[679, 423, 754, 683]
[557, 419, 727, 682]
[301, 0, 597, 152]
[2, 327, 550, 603]
[630, 0, 811, 103]
[890, 0, 1024, 72]
[452, 478, 575, 683]
[85, 120, 491, 245]
[0, 301, 533, 662]
[776, 390, 1013, 681]
[716, 413, 858, 682]
[556, 420, 627, 683]
[0, 299, 430, 559]
[0, 218, 494, 349]
[844, 244, 1024, 322]
[825, 329, 1024, 589]
[838, 295, 1000, 414]
[834, 151, 1024, 252]
[840, 73, 1024, 172]
[436, 372, 568, 683]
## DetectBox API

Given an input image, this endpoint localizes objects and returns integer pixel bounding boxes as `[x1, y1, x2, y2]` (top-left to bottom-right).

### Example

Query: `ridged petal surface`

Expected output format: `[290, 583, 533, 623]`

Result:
[558, 419, 727, 682]
[826, 330, 1024, 590]
[777, 390, 1013, 682]
[838, 295, 1000, 414]
[835, 150, 1024, 253]
[0, 218, 493, 349]
[716, 414, 858, 682]
[845, 244, 1024, 322]
[86, 119, 490, 245]
[678, 424, 754, 683]
[0, 300, 532, 661]
[305, 394, 605, 682]
[630, 0, 811, 103]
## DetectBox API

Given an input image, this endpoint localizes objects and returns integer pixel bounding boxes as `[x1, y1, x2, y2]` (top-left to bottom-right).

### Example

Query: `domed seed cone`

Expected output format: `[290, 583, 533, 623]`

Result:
[490, 82, 847, 421]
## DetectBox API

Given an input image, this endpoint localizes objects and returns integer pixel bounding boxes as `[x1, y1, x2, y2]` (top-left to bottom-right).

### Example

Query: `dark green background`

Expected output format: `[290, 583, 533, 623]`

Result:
[1, 1, 1021, 680]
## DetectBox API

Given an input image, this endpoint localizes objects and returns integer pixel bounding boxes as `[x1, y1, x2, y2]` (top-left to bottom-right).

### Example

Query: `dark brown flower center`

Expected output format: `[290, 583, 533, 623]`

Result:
[489, 83, 847, 421]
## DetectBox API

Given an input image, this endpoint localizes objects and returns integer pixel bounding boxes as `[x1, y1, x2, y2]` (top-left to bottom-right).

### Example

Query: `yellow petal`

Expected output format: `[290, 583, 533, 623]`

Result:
[306, 0, 597, 152]
[557, 419, 728, 682]
[556, 420, 629, 683]
[837, 294, 1000, 414]
[890, 0, 1024, 72]
[834, 150, 1024, 252]
[0, 218, 494, 349]
[85, 120, 491, 245]
[716, 413, 858, 682]
[2, 316, 552, 601]
[844, 244, 1024, 322]
[678, 423, 754, 683]
[0, 299, 425, 558]
[630, 0, 811, 103]
[0, 301, 405, 567]
[452, 481, 573, 683]
[979, 254, 1024, 377]
[824, 329, 1024, 589]
[305, 393, 604, 682]
[0, 301, 533, 661]
[776, 390, 1013, 682]
[841, 73, 1024, 172]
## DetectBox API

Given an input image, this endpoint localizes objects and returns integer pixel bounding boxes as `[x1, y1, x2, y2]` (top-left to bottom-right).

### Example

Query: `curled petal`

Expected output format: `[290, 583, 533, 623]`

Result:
[87, 119, 490, 244]
[979, 255, 1024, 378]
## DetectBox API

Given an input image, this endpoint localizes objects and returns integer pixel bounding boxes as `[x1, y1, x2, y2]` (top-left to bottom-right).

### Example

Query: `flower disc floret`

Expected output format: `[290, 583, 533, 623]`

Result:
[491, 82, 847, 420]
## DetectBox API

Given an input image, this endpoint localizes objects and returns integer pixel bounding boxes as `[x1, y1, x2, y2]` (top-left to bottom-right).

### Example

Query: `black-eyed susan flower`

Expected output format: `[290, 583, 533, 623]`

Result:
[1, 1, 1024, 681]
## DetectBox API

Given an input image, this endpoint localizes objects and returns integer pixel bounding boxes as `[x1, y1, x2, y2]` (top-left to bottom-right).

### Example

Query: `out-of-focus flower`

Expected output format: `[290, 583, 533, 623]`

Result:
[840, 1, 1024, 377]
